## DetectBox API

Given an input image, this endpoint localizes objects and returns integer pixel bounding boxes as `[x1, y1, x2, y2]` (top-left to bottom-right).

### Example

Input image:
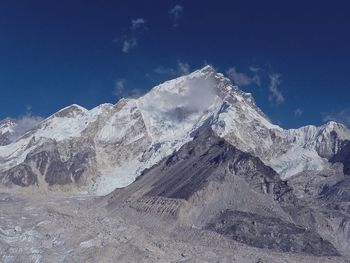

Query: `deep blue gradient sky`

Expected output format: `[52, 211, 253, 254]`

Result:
[0, 1, 350, 128]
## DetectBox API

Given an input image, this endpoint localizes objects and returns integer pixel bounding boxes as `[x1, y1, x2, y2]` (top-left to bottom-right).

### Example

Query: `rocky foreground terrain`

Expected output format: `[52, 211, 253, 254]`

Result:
[1, 66, 350, 262]
[0, 193, 344, 263]
[0, 190, 348, 263]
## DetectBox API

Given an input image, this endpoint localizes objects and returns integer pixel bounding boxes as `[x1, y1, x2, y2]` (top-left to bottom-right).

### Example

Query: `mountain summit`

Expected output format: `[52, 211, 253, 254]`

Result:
[0, 66, 349, 195]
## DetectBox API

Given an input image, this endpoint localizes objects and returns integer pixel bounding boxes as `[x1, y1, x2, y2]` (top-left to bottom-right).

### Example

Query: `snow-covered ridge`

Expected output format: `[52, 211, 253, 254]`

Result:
[0, 119, 16, 147]
[0, 65, 349, 194]
[0, 118, 16, 134]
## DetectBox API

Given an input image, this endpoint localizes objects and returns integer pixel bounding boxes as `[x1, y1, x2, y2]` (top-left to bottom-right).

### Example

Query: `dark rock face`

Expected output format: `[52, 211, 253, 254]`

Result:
[319, 177, 350, 216]
[3, 164, 37, 187]
[0, 118, 15, 146]
[25, 148, 60, 176]
[68, 151, 94, 182]
[143, 128, 293, 202]
[1, 140, 96, 188]
[330, 140, 350, 175]
[0, 131, 11, 146]
[285, 166, 350, 255]
[320, 177, 350, 203]
[45, 161, 71, 185]
[207, 210, 339, 256]
[108, 128, 340, 256]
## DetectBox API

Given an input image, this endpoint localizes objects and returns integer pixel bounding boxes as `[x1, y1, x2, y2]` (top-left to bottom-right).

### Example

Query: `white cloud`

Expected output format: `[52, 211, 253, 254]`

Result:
[117, 18, 146, 53]
[131, 18, 146, 30]
[154, 66, 176, 76]
[113, 79, 126, 97]
[268, 73, 284, 105]
[177, 61, 190, 75]
[169, 5, 183, 27]
[323, 108, 350, 127]
[249, 66, 262, 73]
[145, 77, 217, 122]
[294, 108, 303, 117]
[154, 60, 191, 77]
[122, 37, 137, 53]
[113, 79, 143, 99]
[8, 111, 43, 142]
[227, 66, 286, 107]
[226, 67, 261, 86]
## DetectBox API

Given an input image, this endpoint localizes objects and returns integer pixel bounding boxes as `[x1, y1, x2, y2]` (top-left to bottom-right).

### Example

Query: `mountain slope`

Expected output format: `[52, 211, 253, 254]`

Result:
[107, 128, 339, 256]
[330, 140, 350, 175]
[0, 66, 349, 195]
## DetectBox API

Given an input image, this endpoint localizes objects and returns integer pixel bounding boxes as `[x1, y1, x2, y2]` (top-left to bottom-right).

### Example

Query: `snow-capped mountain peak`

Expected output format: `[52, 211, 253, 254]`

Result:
[0, 66, 349, 195]
[51, 104, 88, 119]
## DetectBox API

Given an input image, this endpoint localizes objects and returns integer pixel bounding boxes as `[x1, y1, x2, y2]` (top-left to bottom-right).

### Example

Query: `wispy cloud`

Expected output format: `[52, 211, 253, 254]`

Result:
[227, 66, 285, 106]
[8, 107, 43, 142]
[169, 5, 183, 27]
[154, 66, 176, 76]
[294, 108, 303, 117]
[154, 60, 191, 77]
[268, 73, 284, 105]
[226, 67, 261, 86]
[249, 66, 262, 73]
[177, 61, 190, 75]
[113, 79, 126, 97]
[117, 18, 147, 53]
[113, 79, 144, 99]
[131, 18, 146, 30]
[143, 76, 217, 123]
[121, 38, 137, 53]
[322, 108, 350, 127]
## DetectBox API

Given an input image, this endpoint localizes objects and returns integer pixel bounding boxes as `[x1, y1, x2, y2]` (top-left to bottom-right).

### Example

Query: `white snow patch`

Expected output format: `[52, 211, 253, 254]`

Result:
[268, 147, 329, 179]
[93, 160, 140, 196]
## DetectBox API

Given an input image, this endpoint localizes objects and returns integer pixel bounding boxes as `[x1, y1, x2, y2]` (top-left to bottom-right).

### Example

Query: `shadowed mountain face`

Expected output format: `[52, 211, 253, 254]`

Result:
[143, 130, 289, 202]
[207, 210, 338, 256]
[1, 138, 96, 189]
[331, 140, 350, 175]
[0, 132, 11, 146]
[108, 128, 292, 204]
[107, 128, 339, 256]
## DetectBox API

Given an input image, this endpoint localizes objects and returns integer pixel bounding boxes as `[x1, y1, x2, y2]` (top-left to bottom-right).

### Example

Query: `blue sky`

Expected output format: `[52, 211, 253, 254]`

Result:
[0, 0, 349, 128]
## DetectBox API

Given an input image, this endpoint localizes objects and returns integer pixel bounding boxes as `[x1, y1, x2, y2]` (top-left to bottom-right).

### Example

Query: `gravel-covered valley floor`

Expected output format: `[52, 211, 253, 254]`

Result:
[0, 192, 348, 263]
